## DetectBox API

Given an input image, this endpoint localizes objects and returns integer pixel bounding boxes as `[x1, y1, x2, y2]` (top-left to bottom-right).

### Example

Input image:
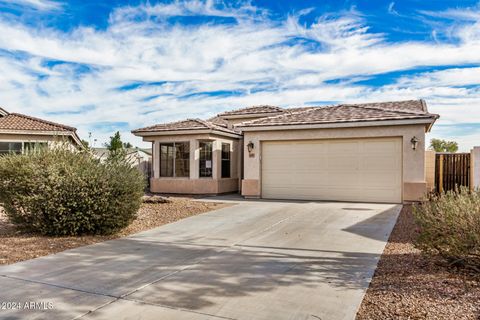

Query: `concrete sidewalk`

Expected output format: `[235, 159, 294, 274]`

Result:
[0, 201, 401, 320]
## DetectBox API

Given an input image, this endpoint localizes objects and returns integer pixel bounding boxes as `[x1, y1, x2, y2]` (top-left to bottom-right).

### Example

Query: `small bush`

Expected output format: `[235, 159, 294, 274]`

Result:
[413, 187, 480, 269]
[0, 147, 145, 235]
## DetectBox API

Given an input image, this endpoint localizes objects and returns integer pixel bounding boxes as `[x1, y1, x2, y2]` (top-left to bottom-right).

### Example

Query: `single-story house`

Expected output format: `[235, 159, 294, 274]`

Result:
[132, 100, 439, 203]
[0, 107, 82, 154]
[92, 147, 152, 176]
[92, 147, 151, 163]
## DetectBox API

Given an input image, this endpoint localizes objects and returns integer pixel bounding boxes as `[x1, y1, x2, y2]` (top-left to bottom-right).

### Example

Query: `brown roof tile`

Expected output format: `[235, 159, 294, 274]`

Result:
[0, 112, 77, 132]
[207, 115, 229, 127]
[237, 100, 438, 127]
[132, 118, 240, 135]
[285, 106, 318, 113]
[343, 100, 428, 114]
[217, 105, 284, 116]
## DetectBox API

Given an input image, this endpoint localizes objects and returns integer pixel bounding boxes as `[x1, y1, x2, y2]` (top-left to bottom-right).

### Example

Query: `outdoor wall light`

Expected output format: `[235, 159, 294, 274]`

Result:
[411, 136, 419, 150]
[247, 141, 255, 153]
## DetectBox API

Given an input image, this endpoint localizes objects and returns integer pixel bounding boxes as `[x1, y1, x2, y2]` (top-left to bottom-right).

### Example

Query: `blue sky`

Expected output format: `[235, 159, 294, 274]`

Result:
[0, 0, 479, 150]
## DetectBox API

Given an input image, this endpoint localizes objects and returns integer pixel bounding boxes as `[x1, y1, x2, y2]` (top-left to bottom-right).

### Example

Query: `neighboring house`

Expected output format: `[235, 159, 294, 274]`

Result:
[92, 147, 152, 176]
[0, 107, 82, 154]
[132, 100, 439, 203]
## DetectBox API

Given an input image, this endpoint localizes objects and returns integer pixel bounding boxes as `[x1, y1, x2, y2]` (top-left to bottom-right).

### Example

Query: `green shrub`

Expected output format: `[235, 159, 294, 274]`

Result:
[413, 187, 480, 269]
[0, 147, 145, 235]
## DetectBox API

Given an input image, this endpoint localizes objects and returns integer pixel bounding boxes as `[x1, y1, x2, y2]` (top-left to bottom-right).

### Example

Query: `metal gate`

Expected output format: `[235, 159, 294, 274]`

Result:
[435, 153, 471, 193]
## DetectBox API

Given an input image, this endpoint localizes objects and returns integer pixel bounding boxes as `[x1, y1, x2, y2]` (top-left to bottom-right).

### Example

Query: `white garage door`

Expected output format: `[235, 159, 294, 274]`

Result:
[261, 137, 402, 203]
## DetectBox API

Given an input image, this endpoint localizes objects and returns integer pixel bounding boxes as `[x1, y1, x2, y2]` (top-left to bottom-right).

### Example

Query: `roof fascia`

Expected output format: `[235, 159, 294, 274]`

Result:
[132, 129, 241, 139]
[238, 118, 436, 132]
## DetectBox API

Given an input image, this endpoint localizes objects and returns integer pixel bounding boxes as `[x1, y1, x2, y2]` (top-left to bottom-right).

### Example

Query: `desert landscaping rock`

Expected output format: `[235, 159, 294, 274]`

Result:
[356, 205, 480, 320]
[142, 195, 171, 203]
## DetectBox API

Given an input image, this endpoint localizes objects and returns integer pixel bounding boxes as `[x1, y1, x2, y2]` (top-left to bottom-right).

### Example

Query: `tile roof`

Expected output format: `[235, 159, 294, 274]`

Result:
[132, 118, 240, 135]
[237, 100, 438, 127]
[93, 147, 152, 158]
[284, 106, 317, 113]
[207, 115, 229, 127]
[217, 105, 284, 116]
[0, 111, 77, 132]
[343, 100, 428, 114]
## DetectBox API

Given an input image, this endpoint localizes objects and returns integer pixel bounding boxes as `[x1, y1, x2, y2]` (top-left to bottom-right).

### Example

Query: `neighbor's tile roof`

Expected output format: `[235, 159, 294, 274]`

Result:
[132, 118, 239, 135]
[217, 105, 284, 116]
[237, 100, 438, 127]
[0, 109, 77, 132]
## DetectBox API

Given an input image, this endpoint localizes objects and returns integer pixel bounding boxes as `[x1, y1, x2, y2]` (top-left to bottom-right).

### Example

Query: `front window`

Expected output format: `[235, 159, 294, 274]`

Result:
[0, 142, 22, 155]
[221, 143, 231, 178]
[199, 141, 213, 178]
[160, 142, 190, 177]
[175, 142, 190, 177]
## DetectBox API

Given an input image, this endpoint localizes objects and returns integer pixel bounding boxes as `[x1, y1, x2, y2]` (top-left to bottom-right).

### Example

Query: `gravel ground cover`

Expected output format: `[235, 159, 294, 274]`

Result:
[357, 205, 480, 320]
[0, 198, 230, 265]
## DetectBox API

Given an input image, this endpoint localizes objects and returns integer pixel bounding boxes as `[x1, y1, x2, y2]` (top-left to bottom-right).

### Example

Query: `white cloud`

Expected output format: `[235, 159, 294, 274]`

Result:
[419, 5, 480, 22]
[0, 0, 62, 10]
[0, 1, 479, 150]
[397, 67, 480, 87]
[388, 2, 399, 16]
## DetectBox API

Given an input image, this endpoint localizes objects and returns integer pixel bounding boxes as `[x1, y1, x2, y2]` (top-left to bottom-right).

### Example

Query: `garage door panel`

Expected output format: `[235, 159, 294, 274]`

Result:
[261, 138, 402, 203]
[328, 173, 361, 186]
[327, 156, 359, 170]
[360, 158, 399, 172]
[359, 172, 401, 186]
[327, 141, 360, 153]
[362, 140, 399, 152]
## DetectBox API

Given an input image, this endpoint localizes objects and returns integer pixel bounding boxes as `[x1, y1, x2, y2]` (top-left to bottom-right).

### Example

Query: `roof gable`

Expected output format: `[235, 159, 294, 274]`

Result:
[0, 112, 77, 132]
[132, 118, 240, 136]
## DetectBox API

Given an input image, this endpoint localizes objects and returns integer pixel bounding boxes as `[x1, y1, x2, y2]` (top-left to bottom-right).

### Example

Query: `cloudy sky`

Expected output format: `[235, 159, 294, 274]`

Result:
[0, 0, 479, 150]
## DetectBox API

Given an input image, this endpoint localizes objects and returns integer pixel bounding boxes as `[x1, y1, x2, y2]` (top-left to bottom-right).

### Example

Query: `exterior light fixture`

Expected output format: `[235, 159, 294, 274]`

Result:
[247, 141, 255, 153]
[410, 136, 419, 150]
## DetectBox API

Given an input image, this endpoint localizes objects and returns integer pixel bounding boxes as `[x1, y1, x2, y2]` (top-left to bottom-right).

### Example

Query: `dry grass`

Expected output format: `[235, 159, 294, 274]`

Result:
[0, 198, 230, 265]
[357, 205, 480, 320]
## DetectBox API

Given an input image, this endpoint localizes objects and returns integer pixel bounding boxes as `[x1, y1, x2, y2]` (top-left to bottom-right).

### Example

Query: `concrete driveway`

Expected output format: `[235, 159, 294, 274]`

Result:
[0, 199, 401, 320]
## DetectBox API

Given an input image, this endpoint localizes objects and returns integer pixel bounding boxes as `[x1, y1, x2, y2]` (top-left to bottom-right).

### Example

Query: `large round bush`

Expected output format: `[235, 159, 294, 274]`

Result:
[0, 147, 145, 235]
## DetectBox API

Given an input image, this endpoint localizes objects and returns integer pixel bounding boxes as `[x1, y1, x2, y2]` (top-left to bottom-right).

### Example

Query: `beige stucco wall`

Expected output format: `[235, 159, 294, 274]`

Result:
[241, 124, 428, 202]
[425, 150, 436, 192]
[472, 147, 480, 190]
[143, 133, 240, 194]
[150, 177, 238, 194]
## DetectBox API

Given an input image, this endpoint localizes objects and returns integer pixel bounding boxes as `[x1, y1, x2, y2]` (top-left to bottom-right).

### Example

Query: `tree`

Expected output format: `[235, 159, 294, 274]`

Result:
[430, 138, 459, 153]
[104, 131, 126, 161]
[81, 139, 89, 148]
[123, 142, 133, 148]
[105, 131, 123, 152]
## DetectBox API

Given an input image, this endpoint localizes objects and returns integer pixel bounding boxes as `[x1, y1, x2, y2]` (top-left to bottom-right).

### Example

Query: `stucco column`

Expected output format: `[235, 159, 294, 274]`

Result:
[190, 139, 199, 179]
[241, 135, 261, 197]
[212, 140, 221, 180]
[424, 150, 436, 192]
[472, 147, 480, 189]
[153, 141, 159, 179]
